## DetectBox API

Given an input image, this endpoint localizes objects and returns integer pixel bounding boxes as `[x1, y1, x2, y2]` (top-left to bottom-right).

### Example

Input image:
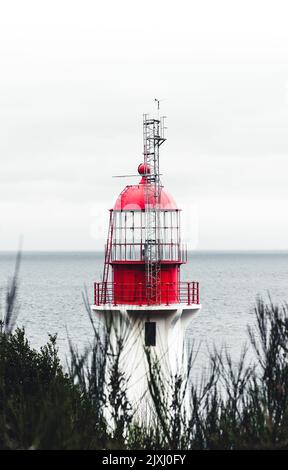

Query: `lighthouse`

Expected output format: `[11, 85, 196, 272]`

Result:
[91, 113, 201, 408]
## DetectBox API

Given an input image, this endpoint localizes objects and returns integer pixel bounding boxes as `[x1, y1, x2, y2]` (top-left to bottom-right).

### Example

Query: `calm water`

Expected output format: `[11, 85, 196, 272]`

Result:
[0, 251, 287, 374]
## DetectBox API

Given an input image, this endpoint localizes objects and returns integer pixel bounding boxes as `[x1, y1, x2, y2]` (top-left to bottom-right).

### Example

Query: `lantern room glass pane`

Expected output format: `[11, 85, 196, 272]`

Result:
[111, 210, 181, 261]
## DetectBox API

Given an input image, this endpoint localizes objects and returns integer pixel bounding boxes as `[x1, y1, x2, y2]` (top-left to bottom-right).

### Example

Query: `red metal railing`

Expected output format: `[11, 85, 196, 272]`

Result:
[93, 281, 200, 306]
[110, 242, 187, 263]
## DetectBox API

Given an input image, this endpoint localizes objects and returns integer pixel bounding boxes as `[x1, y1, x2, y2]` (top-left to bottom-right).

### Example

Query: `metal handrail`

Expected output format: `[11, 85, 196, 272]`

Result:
[110, 242, 187, 262]
[93, 281, 200, 306]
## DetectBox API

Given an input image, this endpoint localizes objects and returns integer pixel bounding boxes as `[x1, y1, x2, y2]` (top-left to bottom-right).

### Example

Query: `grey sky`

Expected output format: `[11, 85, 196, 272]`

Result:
[1, 0, 288, 250]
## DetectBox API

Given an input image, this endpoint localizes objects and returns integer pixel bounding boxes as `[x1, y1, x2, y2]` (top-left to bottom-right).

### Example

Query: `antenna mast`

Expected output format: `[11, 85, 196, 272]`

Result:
[143, 104, 166, 304]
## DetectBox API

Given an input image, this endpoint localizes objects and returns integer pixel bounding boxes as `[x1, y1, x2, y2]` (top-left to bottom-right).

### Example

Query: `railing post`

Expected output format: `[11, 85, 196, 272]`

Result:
[113, 282, 117, 306]
[166, 283, 169, 306]
[139, 283, 142, 306]
[187, 282, 191, 306]
[191, 281, 199, 304]
[94, 282, 97, 305]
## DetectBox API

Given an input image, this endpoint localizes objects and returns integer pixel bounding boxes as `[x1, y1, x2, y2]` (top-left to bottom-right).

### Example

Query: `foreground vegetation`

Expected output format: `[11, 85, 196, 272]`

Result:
[1, 256, 288, 449]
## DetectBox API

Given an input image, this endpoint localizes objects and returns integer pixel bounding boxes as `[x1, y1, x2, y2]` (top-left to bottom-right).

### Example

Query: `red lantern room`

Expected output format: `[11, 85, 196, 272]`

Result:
[93, 114, 200, 308]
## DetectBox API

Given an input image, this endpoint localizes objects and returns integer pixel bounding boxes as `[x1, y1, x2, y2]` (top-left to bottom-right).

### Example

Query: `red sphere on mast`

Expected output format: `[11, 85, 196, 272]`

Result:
[137, 162, 150, 175]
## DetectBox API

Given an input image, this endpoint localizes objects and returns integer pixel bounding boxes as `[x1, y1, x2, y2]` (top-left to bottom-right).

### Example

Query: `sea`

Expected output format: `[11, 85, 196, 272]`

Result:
[0, 251, 287, 377]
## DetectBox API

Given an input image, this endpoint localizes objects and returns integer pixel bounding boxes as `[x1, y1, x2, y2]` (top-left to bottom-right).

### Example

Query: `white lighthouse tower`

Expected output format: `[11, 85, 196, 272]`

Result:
[91, 113, 201, 408]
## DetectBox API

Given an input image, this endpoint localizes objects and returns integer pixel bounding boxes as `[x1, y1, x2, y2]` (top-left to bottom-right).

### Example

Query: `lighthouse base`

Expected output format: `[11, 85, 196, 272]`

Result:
[91, 303, 201, 416]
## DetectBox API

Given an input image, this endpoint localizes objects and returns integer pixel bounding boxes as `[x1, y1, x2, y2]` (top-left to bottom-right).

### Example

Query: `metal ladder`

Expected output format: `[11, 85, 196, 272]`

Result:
[101, 210, 114, 303]
[143, 114, 166, 304]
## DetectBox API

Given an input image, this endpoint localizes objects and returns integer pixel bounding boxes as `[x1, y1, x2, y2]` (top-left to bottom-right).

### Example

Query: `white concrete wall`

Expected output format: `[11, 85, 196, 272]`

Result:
[92, 304, 201, 420]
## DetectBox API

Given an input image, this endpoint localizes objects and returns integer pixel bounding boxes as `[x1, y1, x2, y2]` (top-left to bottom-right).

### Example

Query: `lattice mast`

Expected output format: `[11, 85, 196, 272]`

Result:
[143, 113, 166, 304]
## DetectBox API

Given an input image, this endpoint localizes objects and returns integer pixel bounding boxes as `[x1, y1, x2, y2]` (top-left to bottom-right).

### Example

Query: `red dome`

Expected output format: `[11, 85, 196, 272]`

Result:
[114, 184, 177, 210]
[114, 174, 177, 210]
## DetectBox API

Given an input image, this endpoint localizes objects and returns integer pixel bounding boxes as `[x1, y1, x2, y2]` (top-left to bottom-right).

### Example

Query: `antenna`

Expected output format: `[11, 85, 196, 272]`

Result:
[154, 98, 164, 119]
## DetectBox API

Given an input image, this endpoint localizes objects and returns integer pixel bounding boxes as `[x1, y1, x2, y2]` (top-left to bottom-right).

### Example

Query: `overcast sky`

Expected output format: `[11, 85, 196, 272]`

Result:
[1, 0, 288, 251]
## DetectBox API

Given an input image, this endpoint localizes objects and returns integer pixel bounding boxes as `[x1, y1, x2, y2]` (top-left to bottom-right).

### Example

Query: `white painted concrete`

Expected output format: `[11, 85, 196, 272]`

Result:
[91, 303, 201, 418]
